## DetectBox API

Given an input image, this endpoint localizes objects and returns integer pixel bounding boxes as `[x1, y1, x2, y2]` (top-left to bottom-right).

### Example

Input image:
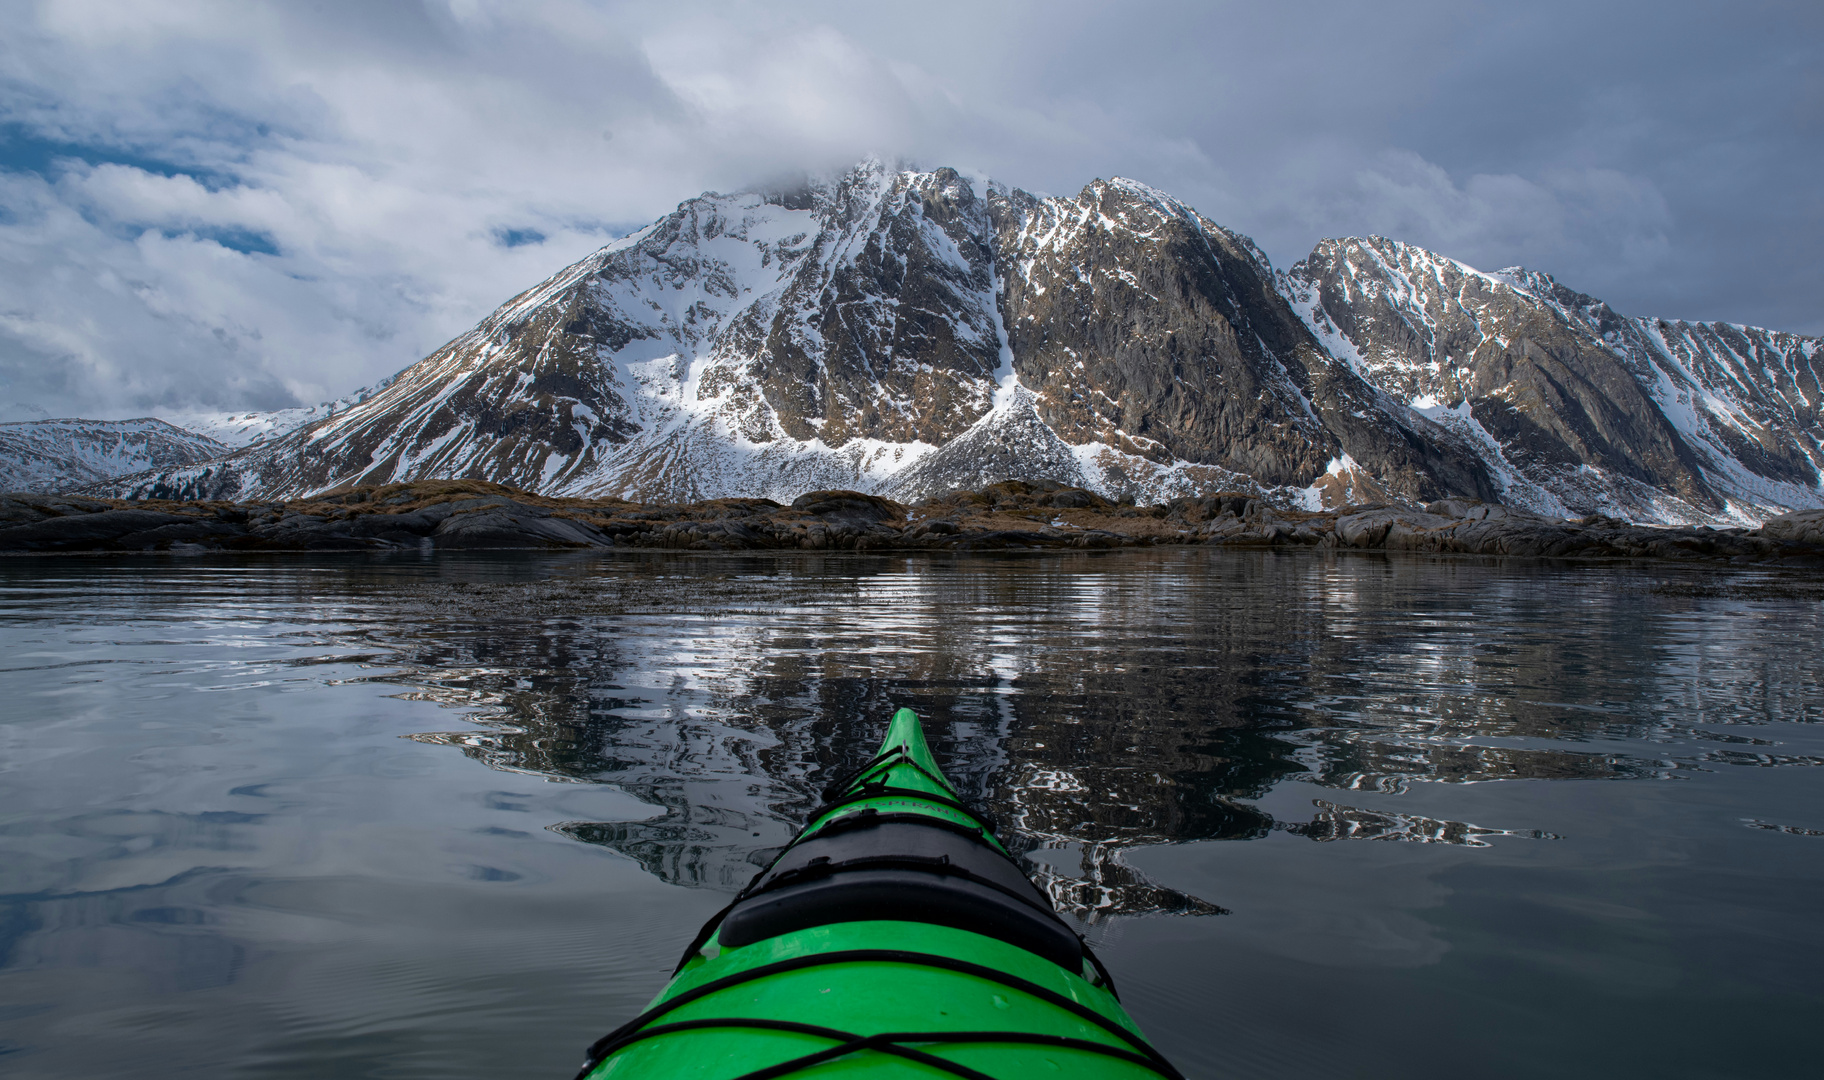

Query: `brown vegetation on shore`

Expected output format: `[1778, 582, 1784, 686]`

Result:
[3, 478, 1822, 564]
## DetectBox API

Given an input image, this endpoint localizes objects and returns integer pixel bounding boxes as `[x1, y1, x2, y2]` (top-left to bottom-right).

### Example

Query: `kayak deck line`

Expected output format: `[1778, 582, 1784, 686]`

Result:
[577, 708, 1183, 1079]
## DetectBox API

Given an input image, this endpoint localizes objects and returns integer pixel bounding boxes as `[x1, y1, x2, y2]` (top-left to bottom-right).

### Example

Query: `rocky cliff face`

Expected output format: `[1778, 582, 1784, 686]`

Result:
[1281, 237, 1824, 522]
[80, 163, 1821, 524]
[0, 418, 227, 493]
[986, 179, 1493, 504]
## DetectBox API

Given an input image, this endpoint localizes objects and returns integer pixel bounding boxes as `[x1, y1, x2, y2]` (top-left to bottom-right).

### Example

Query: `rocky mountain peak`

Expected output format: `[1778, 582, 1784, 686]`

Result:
[736, 163, 1003, 450]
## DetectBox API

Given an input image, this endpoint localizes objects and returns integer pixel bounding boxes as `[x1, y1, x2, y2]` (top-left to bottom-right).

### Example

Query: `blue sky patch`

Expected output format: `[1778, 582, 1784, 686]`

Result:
[164, 225, 281, 256]
[0, 122, 236, 189]
[493, 227, 547, 248]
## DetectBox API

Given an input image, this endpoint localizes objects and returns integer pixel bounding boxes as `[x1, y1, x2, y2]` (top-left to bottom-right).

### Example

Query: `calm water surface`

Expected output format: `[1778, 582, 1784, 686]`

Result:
[1, 549, 1821, 1078]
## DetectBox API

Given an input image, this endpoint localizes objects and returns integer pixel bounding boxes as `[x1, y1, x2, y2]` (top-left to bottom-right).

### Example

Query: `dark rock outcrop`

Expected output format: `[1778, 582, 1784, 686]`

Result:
[6, 480, 1821, 566]
[1759, 508, 1824, 547]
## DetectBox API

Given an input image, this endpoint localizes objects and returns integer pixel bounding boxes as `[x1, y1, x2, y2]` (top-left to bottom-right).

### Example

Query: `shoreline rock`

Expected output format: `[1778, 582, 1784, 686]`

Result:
[2, 479, 1822, 566]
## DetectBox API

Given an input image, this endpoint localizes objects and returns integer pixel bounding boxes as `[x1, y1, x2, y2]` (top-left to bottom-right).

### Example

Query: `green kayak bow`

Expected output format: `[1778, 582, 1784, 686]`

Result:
[576, 708, 1182, 1079]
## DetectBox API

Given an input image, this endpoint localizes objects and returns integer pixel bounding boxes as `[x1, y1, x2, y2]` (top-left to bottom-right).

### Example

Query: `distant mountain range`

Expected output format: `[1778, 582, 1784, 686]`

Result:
[1282, 238, 1823, 522]
[9, 161, 1820, 524]
[0, 418, 227, 494]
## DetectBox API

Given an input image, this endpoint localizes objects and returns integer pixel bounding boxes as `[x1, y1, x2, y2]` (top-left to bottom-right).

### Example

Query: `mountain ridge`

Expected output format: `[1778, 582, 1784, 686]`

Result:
[12, 162, 1816, 525]
[1281, 235, 1822, 522]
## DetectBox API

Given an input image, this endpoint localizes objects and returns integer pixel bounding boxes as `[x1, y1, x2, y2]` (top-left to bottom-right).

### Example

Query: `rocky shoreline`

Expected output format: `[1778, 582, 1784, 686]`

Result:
[3, 479, 1822, 564]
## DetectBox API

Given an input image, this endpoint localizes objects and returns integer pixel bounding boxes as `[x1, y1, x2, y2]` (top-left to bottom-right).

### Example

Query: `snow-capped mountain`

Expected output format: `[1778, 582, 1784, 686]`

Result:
[109, 165, 1001, 503]
[101, 162, 1495, 508]
[1281, 237, 1823, 523]
[0, 418, 228, 493]
[84, 162, 1820, 523]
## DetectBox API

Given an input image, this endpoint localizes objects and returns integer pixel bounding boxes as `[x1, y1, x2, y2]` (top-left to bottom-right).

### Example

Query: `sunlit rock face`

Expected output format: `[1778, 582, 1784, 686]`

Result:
[1282, 236, 1824, 524]
[985, 179, 1495, 504]
[88, 163, 1819, 524]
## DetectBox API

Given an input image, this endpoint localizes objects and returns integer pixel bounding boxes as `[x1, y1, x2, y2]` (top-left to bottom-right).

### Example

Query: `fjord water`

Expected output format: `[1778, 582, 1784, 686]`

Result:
[1, 551, 1820, 1079]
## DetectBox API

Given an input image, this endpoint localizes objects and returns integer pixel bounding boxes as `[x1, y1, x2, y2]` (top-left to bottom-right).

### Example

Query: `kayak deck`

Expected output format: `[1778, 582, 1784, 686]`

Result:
[577, 708, 1181, 1079]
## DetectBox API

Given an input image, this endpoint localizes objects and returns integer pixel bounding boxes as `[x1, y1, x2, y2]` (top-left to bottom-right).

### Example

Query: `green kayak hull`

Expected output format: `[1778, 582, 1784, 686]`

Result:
[577, 708, 1181, 1079]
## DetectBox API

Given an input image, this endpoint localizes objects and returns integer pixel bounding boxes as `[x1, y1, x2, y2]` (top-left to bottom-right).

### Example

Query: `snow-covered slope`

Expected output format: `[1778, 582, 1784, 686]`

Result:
[1281, 237, 1823, 523]
[0, 418, 228, 493]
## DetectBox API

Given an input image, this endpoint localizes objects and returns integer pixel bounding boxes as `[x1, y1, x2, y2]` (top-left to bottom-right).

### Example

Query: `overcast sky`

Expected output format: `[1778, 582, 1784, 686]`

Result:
[2, 0, 1818, 422]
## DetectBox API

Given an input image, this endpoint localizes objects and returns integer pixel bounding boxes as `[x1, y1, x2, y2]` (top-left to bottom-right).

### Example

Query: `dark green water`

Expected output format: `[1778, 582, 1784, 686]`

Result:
[1, 549, 1820, 1078]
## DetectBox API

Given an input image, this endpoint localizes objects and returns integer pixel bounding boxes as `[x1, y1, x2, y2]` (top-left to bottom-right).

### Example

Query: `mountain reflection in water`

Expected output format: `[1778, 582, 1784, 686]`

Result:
[379, 552, 1818, 919]
[4, 548, 1821, 1080]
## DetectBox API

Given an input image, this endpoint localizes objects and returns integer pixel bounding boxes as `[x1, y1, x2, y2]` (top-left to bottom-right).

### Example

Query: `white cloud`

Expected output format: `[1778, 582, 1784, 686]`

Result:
[0, 0, 1815, 419]
[1290, 149, 1673, 280]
